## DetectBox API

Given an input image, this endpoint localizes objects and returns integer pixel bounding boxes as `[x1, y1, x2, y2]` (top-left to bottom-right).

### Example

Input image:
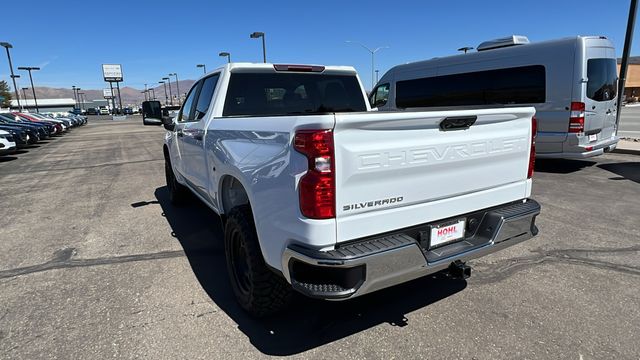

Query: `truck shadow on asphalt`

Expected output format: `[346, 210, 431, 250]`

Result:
[534, 159, 597, 174]
[598, 162, 640, 184]
[153, 187, 467, 356]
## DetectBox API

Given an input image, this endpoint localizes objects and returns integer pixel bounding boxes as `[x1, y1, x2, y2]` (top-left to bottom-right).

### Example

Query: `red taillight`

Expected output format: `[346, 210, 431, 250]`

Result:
[569, 102, 585, 133]
[294, 130, 335, 219]
[528, 116, 537, 179]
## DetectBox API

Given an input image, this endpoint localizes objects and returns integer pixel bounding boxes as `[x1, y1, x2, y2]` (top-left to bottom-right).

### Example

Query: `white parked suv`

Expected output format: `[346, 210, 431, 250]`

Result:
[146, 63, 541, 317]
[0, 130, 16, 155]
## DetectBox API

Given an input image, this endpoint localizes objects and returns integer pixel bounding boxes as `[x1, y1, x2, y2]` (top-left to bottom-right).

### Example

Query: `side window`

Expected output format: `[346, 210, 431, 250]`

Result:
[178, 81, 201, 122]
[193, 74, 220, 120]
[370, 83, 390, 107]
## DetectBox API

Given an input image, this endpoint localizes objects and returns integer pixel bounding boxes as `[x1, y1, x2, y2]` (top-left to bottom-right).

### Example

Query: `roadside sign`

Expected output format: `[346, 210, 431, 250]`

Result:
[102, 64, 123, 82]
[103, 88, 113, 98]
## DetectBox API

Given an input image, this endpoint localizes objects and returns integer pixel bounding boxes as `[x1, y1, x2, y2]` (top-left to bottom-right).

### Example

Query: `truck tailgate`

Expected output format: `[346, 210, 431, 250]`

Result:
[333, 107, 535, 242]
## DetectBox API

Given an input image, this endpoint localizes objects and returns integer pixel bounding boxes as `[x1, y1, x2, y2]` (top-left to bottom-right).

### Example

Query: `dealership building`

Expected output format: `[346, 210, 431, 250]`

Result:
[10, 98, 109, 112]
[618, 57, 640, 101]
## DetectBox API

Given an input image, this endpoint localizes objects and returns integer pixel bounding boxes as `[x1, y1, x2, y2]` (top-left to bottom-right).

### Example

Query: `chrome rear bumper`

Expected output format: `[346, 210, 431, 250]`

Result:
[282, 199, 540, 300]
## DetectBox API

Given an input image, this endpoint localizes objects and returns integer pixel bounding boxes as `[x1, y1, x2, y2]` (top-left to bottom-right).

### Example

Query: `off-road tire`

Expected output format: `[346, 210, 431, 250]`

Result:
[224, 205, 292, 317]
[164, 157, 189, 206]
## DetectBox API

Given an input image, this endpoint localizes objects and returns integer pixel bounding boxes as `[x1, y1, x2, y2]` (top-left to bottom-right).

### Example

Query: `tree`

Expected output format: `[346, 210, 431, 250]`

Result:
[0, 80, 12, 108]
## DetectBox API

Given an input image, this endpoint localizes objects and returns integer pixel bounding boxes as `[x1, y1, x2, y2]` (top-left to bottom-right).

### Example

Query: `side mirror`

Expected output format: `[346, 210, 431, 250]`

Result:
[162, 117, 175, 131]
[141, 100, 164, 126]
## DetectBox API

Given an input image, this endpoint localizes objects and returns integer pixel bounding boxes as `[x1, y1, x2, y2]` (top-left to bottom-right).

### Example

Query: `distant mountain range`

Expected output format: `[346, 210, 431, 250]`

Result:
[25, 80, 196, 106]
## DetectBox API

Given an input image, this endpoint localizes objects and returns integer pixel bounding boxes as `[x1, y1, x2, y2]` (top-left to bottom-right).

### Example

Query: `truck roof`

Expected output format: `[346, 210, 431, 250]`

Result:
[203, 62, 358, 79]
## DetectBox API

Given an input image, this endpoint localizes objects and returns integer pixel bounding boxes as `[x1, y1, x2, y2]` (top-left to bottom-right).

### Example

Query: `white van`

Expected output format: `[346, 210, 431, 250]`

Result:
[371, 36, 619, 158]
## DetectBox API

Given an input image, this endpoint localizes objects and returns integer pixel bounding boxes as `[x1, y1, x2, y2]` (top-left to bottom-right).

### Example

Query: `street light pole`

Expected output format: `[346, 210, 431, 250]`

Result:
[219, 52, 231, 63]
[18, 66, 41, 113]
[197, 64, 207, 74]
[1, 42, 21, 110]
[250, 32, 266, 63]
[22, 88, 28, 102]
[617, 0, 638, 128]
[72, 85, 78, 109]
[345, 41, 388, 90]
[375, 69, 379, 83]
[78, 92, 85, 112]
[162, 77, 173, 105]
[10, 75, 21, 110]
[159, 81, 168, 105]
[150, 88, 156, 100]
[169, 73, 180, 103]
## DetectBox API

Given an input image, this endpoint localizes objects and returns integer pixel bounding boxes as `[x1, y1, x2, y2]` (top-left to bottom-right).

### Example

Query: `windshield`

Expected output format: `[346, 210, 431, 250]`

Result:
[587, 58, 617, 102]
[223, 72, 367, 117]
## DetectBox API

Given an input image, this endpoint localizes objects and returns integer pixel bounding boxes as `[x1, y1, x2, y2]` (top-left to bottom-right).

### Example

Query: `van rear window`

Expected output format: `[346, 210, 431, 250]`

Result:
[395, 65, 546, 108]
[587, 59, 617, 102]
[223, 73, 367, 117]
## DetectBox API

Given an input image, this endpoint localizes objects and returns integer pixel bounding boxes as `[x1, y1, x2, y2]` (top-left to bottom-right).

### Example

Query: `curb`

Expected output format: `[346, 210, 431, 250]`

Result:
[612, 148, 640, 155]
[613, 138, 640, 155]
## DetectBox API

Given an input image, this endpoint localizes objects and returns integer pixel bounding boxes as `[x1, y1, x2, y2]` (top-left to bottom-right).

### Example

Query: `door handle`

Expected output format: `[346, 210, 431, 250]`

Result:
[606, 110, 612, 115]
[176, 129, 184, 137]
[440, 116, 477, 131]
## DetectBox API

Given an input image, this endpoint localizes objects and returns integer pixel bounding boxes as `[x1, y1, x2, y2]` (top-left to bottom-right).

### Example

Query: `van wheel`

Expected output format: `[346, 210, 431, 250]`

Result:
[164, 157, 188, 206]
[224, 205, 292, 317]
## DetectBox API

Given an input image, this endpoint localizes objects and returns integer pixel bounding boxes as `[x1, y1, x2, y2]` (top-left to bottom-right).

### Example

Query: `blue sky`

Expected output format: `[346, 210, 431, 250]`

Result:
[2, 0, 640, 92]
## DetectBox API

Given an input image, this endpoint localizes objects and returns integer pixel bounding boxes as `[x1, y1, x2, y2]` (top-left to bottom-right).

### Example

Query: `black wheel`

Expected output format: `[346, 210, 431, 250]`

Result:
[224, 205, 292, 317]
[164, 157, 188, 206]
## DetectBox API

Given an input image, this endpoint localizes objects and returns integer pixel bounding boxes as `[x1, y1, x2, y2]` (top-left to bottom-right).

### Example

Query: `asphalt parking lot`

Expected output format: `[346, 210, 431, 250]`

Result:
[0, 116, 639, 359]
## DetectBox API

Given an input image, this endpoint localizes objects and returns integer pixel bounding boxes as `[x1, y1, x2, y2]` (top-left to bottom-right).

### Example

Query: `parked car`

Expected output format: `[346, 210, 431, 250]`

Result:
[0, 125, 29, 147]
[13, 113, 62, 135]
[17, 113, 68, 133]
[87, 108, 98, 115]
[371, 35, 618, 159]
[0, 113, 51, 139]
[146, 63, 540, 317]
[99, 108, 110, 115]
[123, 107, 134, 115]
[27, 113, 73, 129]
[0, 129, 17, 155]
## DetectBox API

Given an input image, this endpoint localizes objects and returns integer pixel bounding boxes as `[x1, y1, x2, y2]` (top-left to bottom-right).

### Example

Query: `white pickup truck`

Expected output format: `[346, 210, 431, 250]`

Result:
[147, 63, 541, 317]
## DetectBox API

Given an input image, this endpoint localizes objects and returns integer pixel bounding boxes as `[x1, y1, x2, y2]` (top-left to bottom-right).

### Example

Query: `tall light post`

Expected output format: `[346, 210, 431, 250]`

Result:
[150, 88, 156, 100]
[18, 66, 40, 113]
[196, 64, 207, 74]
[169, 73, 180, 103]
[159, 81, 168, 105]
[162, 77, 173, 105]
[250, 32, 266, 63]
[617, 0, 638, 128]
[141, 90, 147, 101]
[1, 42, 21, 109]
[375, 69, 379, 83]
[457, 46, 474, 54]
[72, 85, 78, 109]
[78, 92, 85, 112]
[345, 41, 388, 90]
[22, 88, 29, 102]
[219, 52, 231, 63]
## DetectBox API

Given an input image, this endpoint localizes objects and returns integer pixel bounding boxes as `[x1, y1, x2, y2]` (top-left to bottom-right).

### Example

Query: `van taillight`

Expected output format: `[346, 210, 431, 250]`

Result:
[528, 116, 537, 179]
[569, 102, 585, 133]
[294, 130, 335, 219]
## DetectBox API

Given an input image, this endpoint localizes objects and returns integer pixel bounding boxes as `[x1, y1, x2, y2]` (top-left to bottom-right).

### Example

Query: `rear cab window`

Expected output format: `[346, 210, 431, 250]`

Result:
[222, 72, 367, 117]
[587, 59, 618, 102]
